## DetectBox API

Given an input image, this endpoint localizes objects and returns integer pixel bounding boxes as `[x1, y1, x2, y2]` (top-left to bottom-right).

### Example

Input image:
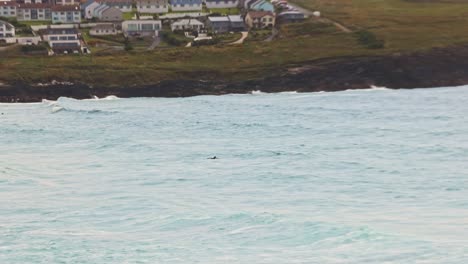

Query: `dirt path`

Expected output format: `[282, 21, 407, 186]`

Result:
[147, 37, 161, 50]
[288, 3, 353, 33]
[230, 32, 249, 45]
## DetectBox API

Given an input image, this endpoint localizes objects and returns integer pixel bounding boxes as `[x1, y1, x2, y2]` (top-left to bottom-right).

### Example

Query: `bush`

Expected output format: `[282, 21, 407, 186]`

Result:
[192, 38, 220, 47]
[355, 30, 385, 49]
[124, 38, 133, 51]
[161, 31, 185, 46]
[20, 44, 48, 54]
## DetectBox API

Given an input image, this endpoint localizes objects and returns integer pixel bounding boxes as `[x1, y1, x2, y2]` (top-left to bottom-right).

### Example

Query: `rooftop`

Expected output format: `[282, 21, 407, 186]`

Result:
[0, 20, 15, 30]
[51, 5, 80, 11]
[247, 10, 274, 19]
[208, 16, 230, 22]
[41, 28, 79, 35]
[0, 1, 18, 7]
[228, 15, 243, 23]
[172, 18, 204, 26]
[17, 3, 52, 9]
[91, 24, 115, 30]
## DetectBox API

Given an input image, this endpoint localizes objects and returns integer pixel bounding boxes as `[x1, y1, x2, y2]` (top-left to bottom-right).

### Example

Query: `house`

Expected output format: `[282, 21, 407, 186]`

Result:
[19, 0, 51, 3]
[16, 36, 41, 44]
[41, 27, 81, 53]
[0, 20, 15, 38]
[93, 4, 122, 20]
[228, 15, 244, 31]
[16, 3, 52, 21]
[170, 18, 204, 32]
[205, 0, 238, 9]
[250, 0, 274, 12]
[55, 0, 79, 5]
[122, 20, 161, 36]
[82, 0, 100, 19]
[245, 10, 274, 29]
[90, 23, 118, 35]
[277, 11, 305, 23]
[99, 6, 122, 21]
[0, 1, 18, 18]
[170, 0, 202, 12]
[207, 16, 230, 33]
[98, 0, 133, 12]
[51, 5, 81, 23]
[136, 0, 168, 14]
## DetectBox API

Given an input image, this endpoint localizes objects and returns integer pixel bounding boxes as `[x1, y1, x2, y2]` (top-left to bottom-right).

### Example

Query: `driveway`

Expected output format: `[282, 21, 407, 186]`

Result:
[230, 31, 249, 45]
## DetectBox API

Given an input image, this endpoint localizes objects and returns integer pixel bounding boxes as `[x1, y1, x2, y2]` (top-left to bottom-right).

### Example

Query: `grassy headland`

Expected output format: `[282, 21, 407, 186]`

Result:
[2, 0, 468, 88]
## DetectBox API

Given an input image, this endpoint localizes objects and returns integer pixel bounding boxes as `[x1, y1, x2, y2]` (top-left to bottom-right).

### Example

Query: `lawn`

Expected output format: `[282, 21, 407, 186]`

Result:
[207, 7, 241, 15]
[18, 20, 52, 26]
[290, 0, 468, 52]
[215, 32, 243, 43]
[123, 12, 137, 20]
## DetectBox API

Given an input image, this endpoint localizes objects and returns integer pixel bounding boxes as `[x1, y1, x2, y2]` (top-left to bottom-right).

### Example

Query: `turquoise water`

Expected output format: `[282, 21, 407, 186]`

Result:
[1, 87, 468, 263]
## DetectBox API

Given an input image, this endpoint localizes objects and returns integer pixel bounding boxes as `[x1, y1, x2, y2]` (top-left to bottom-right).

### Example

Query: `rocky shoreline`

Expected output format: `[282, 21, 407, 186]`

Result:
[2, 45, 468, 102]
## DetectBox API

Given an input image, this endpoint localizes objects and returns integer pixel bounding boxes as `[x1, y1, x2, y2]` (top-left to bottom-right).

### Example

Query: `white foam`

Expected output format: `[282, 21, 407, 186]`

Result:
[86, 95, 120, 101]
[251, 90, 265, 95]
[51, 106, 64, 113]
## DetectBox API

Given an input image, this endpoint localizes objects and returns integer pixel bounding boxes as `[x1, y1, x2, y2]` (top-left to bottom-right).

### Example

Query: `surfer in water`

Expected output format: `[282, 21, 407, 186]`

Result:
[209, 156, 218, 160]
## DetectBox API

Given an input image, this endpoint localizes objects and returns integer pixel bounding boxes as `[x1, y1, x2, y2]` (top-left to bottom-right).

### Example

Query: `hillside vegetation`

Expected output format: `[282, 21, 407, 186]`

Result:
[2, 0, 468, 87]
[291, 0, 468, 50]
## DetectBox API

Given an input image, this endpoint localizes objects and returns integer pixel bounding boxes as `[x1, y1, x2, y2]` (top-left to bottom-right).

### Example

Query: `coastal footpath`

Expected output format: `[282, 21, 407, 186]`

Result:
[2, 45, 468, 102]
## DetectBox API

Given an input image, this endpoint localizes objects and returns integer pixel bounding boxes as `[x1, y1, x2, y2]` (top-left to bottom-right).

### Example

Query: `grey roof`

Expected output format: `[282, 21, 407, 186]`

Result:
[43, 28, 79, 35]
[228, 15, 243, 23]
[0, 20, 15, 30]
[172, 19, 204, 26]
[91, 24, 115, 30]
[208, 16, 229, 22]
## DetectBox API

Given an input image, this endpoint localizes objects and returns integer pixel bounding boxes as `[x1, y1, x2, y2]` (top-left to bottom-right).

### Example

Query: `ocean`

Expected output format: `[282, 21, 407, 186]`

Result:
[1, 86, 467, 263]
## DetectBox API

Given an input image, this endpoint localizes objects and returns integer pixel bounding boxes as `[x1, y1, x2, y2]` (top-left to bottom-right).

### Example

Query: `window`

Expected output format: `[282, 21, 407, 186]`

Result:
[59, 36, 67, 40]
[50, 36, 58, 40]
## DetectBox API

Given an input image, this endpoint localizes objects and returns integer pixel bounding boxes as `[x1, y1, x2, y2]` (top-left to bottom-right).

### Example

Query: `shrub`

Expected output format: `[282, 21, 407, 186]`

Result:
[192, 38, 220, 47]
[161, 31, 185, 46]
[124, 38, 133, 51]
[355, 30, 384, 49]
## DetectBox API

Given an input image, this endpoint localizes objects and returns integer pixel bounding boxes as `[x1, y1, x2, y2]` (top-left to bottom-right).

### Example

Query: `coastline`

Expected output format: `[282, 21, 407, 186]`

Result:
[2, 45, 468, 102]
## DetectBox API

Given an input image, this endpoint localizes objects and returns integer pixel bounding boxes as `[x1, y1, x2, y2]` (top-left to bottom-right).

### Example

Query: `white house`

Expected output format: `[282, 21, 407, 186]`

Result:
[41, 27, 82, 53]
[0, 20, 15, 38]
[51, 5, 81, 24]
[83, 0, 100, 19]
[170, 18, 204, 32]
[55, 0, 79, 6]
[122, 19, 161, 36]
[0, 1, 17, 18]
[136, 0, 168, 14]
[170, 0, 202, 12]
[90, 24, 118, 35]
[86, 0, 133, 13]
[16, 3, 52, 21]
[205, 0, 238, 9]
